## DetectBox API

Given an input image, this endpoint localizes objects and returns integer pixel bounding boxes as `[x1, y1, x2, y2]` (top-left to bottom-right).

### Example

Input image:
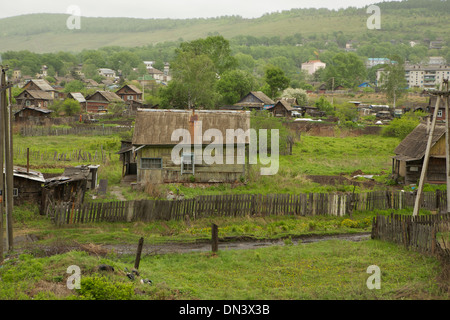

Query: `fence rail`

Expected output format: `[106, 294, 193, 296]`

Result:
[49, 190, 450, 226]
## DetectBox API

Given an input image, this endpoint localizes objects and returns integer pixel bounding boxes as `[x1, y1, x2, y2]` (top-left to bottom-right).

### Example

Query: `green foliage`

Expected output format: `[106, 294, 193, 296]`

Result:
[216, 69, 257, 105]
[63, 80, 86, 94]
[379, 56, 408, 107]
[314, 96, 333, 115]
[264, 65, 290, 98]
[322, 52, 367, 89]
[76, 275, 135, 300]
[381, 111, 424, 139]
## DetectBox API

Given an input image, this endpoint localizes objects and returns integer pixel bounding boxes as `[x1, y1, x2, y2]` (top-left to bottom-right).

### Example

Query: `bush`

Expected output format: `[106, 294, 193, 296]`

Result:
[76, 275, 135, 300]
[381, 111, 424, 139]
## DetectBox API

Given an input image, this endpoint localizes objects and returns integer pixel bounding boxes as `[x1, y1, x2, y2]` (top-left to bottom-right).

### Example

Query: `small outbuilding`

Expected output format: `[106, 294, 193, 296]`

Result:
[392, 122, 446, 185]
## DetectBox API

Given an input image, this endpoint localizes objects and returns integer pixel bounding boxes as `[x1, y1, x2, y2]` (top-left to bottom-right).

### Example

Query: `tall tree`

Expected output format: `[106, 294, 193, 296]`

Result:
[322, 52, 367, 89]
[160, 52, 218, 109]
[263, 65, 290, 98]
[216, 70, 257, 105]
[379, 56, 407, 108]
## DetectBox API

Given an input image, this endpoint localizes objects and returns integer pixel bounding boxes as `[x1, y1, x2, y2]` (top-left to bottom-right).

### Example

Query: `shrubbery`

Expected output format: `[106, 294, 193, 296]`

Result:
[381, 111, 426, 140]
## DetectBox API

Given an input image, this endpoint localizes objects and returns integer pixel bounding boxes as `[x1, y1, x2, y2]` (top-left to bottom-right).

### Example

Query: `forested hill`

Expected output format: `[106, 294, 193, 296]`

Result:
[0, 0, 449, 53]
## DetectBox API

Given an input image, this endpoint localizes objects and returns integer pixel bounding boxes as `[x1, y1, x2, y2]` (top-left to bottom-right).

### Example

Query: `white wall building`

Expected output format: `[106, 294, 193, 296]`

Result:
[301, 60, 326, 75]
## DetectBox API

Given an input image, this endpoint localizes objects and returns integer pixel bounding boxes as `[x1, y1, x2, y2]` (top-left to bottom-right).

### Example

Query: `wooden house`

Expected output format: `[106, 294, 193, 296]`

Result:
[15, 89, 54, 108]
[21, 79, 64, 100]
[426, 95, 449, 121]
[85, 91, 122, 113]
[115, 84, 143, 103]
[392, 122, 446, 185]
[131, 109, 251, 184]
[271, 99, 295, 117]
[14, 106, 54, 123]
[67, 92, 87, 110]
[234, 91, 275, 110]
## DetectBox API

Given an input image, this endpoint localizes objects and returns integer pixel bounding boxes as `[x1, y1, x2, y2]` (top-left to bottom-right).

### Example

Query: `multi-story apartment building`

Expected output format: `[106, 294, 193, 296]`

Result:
[377, 64, 450, 89]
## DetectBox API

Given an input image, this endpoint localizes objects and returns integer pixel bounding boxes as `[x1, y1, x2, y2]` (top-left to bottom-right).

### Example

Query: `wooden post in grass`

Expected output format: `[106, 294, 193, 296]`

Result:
[211, 223, 219, 253]
[134, 237, 144, 270]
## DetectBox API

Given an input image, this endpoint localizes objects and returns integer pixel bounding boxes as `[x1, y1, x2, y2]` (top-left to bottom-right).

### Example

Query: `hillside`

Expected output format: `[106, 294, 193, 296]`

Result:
[0, 0, 449, 53]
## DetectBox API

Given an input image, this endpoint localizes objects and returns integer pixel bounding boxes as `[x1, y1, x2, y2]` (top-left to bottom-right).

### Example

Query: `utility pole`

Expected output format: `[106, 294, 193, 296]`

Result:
[413, 81, 444, 216]
[0, 68, 4, 262]
[1, 66, 13, 251]
[444, 79, 450, 213]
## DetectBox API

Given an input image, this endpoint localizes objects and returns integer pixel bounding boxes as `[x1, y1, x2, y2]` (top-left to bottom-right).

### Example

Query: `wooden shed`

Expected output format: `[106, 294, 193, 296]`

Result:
[271, 99, 295, 117]
[14, 106, 54, 123]
[8, 166, 46, 208]
[131, 109, 251, 184]
[392, 122, 446, 185]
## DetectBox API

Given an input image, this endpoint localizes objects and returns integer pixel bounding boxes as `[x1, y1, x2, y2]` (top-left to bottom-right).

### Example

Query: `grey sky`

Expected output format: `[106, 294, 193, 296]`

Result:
[1, 0, 397, 19]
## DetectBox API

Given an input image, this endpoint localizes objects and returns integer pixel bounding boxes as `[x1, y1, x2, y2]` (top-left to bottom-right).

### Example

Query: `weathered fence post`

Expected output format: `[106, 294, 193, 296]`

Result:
[211, 223, 219, 253]
[134, 237, 144, 270]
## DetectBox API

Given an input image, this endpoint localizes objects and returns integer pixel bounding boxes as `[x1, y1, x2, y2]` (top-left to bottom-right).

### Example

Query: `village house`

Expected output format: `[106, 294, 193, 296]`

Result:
[85, 90, 122, 113]
[14, 106, 54, 123]
[233, 91, 275, 111]
[426, 95, 449, 122]
[14, 89, 54, 108]
[129, 109, 251, 185]
[392, 122, 446, 185]
[98, 68, 117, 79]
[270, 99, 295, 117]
[67, 92, 87, 110]
[21, 79, 62, 99]
[116, 84, 143, 102]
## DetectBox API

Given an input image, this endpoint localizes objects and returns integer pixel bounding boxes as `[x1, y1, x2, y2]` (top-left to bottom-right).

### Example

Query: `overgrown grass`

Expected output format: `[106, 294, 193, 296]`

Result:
[0, 239, 446, 300]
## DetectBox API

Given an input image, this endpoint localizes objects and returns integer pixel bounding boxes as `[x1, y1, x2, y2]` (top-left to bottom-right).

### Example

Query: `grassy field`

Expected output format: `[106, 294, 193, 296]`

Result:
[0, 237, 446, 300]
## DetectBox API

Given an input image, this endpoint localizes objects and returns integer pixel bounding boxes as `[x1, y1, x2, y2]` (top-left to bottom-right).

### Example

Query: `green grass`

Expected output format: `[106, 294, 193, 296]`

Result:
[0, 239, 446, 300]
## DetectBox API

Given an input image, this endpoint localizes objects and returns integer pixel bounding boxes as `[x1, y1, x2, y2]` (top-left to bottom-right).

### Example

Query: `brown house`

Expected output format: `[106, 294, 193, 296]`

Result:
[21, 79, 64, 100]
[427, 95, 449, 121]
[15, 90, 54, 108]
[14, 106, 54, 123]
[234, 91, 275, 110]
[392, 122, 446, 185]
[271, 99, 295, 117]
[131, 109, 251, 184]
[67, 92, 87, 110]
[116, 84, 143, 102]
[85, 91, 122, 113]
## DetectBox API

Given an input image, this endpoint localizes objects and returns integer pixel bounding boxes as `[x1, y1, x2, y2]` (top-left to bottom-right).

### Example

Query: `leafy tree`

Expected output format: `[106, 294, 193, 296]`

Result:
[379, 56, 408, 108]
[178, 35, 237, 75]
[263, 65, 290, 98]
[161, 52, 218, 109]
[314, 96, 334, 115]
[280, 88, 308, 107]
[63, 80, 86, 93]
[323, 52, 367, 89]
[382, 111, 426, 139]
[216, 69, 257, 105]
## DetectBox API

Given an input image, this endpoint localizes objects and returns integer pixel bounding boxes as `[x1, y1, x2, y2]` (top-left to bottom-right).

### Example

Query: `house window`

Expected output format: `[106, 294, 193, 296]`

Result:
[26, 100, 31, 106]
[181, 153, 195, 175]
[13, 188, 19, 197]
[438, 110, 443, 118]
[127, 95, 134, 100]
[141, 158, 163, 169]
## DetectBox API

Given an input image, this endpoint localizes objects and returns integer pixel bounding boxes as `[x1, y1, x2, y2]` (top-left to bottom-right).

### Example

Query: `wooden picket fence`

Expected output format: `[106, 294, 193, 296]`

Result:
[372, 213, 450, 258]
[50, 190, 450, 226]
[14, 147, 113, 163]
[20, 125, 132, 137]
